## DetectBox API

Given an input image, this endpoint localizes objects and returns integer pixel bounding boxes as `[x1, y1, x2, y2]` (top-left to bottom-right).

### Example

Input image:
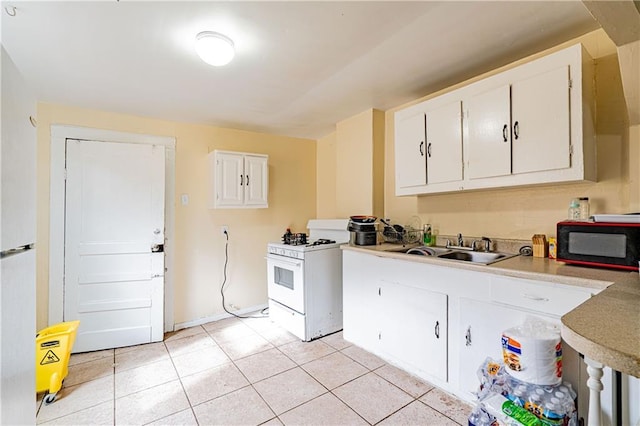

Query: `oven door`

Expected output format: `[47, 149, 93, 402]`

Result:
[266, 253, 305, 314]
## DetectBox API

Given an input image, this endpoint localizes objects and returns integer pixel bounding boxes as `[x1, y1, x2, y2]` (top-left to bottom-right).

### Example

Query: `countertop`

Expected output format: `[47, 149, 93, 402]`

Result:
[341, 243, 628, 290]
[561, 273, 640, 378]
[342, 243, 639, 377]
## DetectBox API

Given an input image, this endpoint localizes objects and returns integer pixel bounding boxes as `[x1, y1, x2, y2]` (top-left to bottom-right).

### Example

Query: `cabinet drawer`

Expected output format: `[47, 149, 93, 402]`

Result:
[268, 299, 306, 341]
[490, 276, 592, 317]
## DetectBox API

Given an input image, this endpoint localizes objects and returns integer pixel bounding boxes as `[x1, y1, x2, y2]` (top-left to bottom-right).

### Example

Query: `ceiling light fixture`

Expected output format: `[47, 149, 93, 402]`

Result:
[195, 31, 235, 67]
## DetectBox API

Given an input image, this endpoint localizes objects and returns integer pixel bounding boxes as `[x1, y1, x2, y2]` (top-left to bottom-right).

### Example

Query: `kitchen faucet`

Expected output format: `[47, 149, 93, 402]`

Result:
[472, 237, 493, 252]
[446, 233, 473, 250]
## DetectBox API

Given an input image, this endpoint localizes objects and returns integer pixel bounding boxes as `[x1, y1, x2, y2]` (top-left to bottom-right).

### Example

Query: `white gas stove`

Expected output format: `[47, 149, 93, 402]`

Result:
[266, 219, 349, 341]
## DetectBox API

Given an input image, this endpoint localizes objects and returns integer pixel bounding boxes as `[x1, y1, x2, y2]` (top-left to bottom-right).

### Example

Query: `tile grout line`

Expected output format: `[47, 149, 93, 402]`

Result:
[163, 336, 205, 425]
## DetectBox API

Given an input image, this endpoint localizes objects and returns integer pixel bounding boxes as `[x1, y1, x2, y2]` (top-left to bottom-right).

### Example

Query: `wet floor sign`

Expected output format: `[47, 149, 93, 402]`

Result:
[35, 320, 80, 404]
[40, 350, 60, 365]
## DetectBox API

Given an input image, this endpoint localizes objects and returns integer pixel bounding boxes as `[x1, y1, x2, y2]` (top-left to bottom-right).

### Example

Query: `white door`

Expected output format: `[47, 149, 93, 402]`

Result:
[511, 66, 571, 174]
[426, 101, 463, 184]
[64, 139, 165, 353]
[395, 112, 427, 189]
[467, 84, 512, 179]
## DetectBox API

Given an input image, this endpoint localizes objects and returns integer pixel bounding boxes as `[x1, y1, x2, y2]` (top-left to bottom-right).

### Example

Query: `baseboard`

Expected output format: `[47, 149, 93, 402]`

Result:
[173, 303, 269, 331]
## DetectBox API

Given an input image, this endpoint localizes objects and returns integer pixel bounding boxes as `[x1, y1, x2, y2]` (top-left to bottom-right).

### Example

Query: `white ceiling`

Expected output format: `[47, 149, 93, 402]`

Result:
[1, 1, 599, 140]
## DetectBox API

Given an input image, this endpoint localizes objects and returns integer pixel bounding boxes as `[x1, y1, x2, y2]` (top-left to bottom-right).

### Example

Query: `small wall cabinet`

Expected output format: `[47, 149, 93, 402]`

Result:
[394, 43, 595, 196]
[208, 150, 268, 209]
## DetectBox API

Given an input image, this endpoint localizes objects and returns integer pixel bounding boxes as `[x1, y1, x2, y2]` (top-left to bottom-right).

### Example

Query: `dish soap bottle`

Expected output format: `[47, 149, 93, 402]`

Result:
[423, 224, 432, 246]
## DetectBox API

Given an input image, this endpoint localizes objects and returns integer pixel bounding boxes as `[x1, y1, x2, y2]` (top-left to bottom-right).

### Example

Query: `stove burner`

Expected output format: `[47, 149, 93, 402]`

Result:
[283, 232, 307, 245]
[307, 238, 336, 246]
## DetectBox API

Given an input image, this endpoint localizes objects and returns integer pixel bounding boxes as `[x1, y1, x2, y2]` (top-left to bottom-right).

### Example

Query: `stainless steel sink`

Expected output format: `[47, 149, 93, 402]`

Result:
[437, 250, 515, 265]
[385, 245, 516, 265]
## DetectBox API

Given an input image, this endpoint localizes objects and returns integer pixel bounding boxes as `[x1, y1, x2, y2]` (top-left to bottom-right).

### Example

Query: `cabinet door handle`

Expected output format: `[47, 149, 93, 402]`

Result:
[434, 321, 440, 339]
[523, 293, 549, 302]
[502, 124, 508, 142]
[513, 121, 519, 140]
[378, 287, 381, 296]
[240, 174, 244, 186]
[419, 141, 424, 156]
[427, 142, 432, 158]
[465, 326, 472, 346]
[246, 174, 249, 185]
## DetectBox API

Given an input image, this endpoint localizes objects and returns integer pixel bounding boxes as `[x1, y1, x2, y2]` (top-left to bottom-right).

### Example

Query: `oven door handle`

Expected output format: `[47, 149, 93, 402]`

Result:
[264, 256, 302, 268]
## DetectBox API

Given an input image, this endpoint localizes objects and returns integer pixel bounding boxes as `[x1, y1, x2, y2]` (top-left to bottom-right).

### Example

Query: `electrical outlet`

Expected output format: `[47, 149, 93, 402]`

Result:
[221, 225, 229, 236]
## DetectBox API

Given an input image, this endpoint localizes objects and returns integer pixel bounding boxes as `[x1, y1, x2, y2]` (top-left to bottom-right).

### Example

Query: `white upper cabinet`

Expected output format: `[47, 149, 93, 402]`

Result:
[511, 66, 570, 175]
[426, 100, 463, 185]
[467, 67, 571, 180]
[394, 43, 595, 195]
[209, 150, 268, 209]
[395, 111, 427, 191]
[395, 97, 464, 195]
[243, 154, 269, 207]
[467, 85, 512, 179]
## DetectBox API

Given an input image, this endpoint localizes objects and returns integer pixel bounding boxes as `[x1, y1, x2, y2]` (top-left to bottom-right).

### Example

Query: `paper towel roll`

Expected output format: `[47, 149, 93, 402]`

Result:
[501, 319, 562, 385]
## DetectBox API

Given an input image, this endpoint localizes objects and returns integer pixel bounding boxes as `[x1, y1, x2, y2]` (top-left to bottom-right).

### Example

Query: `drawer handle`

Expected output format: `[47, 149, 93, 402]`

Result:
[434, 321, 440, 339]
[523, 293, 549, 302]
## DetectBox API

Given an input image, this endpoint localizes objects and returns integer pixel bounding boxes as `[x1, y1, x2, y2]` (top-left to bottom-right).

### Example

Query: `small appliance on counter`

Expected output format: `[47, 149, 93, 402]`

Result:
[348, 216, 377, 246]
[556, 220, 640, 271]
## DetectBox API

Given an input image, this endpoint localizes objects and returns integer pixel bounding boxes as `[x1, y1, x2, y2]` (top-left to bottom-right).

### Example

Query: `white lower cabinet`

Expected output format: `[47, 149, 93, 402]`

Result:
[342, 249, 607, 424]
[457, 298, 524, 398]
[379, 280, 448, 382]
[342, 251, 448, 383]
[342, 250, 382, 353]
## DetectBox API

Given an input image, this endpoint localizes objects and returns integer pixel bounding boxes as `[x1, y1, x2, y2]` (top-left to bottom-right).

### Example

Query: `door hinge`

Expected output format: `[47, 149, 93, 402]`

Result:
[64, 169, 67, 180]
[569, 144, 574, 156]
[568, 78, 573, 89]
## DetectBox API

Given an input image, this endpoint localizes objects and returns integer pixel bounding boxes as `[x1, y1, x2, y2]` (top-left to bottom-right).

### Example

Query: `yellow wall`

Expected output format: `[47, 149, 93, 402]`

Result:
[36, 103, 316, 330]
[335, 109, 375, 216]
[333, 108, 385, 218]
[316, 131, 337, 218]
[382, 29, 639, 240]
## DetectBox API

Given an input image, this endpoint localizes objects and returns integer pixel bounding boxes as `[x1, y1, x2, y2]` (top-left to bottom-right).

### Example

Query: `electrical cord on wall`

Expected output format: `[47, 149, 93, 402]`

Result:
[220, 229, 269, 319]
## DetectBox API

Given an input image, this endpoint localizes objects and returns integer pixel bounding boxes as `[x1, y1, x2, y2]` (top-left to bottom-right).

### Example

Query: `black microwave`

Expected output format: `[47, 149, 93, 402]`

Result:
[557, 221, 640, 271]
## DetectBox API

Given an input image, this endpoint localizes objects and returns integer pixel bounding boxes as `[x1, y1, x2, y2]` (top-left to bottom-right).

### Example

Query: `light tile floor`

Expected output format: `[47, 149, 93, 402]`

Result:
[36, 315, 473, 425]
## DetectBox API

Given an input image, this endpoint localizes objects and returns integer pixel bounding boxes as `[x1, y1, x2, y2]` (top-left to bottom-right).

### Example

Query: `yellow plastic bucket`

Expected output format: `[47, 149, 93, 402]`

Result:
[35, 320, 80, 403]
